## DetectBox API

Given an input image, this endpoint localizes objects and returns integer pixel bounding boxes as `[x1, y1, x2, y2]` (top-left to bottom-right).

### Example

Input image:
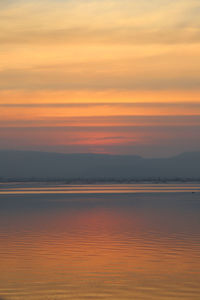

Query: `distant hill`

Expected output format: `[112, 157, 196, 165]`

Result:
[0, 150, 200, 180]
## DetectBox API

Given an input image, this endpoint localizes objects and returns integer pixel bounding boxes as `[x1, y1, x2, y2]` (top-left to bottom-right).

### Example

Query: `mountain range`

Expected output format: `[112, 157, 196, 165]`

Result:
[0, 150, 200, 181]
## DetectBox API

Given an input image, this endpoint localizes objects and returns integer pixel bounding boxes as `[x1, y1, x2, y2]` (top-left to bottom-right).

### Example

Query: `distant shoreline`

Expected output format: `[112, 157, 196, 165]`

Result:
[1, 178, 200, 184]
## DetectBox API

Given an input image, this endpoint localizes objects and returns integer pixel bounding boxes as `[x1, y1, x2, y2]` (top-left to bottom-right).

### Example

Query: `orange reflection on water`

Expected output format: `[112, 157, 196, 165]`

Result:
[0, 195, 200, 299]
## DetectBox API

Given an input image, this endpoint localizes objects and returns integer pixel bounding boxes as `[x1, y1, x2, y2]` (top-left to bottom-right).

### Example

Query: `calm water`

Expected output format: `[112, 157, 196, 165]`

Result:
[0, 183, 200, 299]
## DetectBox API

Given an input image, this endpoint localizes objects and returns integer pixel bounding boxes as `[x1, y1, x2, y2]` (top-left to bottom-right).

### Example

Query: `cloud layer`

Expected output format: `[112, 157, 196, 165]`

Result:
[0, 0, 200, 156]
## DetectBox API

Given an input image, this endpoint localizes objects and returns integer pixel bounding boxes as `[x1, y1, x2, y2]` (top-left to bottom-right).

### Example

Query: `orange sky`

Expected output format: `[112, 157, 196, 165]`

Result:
[0, 0, 200, 156]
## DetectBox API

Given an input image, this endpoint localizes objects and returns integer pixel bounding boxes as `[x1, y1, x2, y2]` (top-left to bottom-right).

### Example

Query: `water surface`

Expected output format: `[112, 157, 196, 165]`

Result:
[0, 183, 200, 299]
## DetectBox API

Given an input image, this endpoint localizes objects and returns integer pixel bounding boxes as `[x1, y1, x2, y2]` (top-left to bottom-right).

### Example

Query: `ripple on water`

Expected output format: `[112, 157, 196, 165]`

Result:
[0, 185, 200, 299]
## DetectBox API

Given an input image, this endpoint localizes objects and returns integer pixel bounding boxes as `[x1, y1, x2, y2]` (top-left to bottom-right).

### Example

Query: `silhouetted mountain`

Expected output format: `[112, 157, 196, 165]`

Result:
[0, 150, 200, 180]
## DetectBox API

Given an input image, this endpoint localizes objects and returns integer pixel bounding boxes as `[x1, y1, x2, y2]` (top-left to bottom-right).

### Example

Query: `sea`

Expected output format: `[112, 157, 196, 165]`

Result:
[0, 183, 200, 299]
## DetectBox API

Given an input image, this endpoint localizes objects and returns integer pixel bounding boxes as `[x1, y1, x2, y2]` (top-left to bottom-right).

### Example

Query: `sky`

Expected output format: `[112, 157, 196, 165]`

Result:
[0, 0, 200, 157]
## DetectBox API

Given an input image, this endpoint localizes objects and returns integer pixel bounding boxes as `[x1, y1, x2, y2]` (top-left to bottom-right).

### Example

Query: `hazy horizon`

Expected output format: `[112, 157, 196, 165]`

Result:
[1, 148, 200, 159]
[1, 149, 200, 180]
[1, 1, 200, 299]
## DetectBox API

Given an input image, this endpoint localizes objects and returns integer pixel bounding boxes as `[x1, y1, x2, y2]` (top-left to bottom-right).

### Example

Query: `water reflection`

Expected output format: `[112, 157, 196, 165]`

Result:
[0, 185, 200, 299]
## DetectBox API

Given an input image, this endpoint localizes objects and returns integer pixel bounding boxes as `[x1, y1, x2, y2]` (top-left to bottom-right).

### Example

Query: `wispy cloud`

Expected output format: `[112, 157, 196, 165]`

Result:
[0, 0, 200, 92]
[1, 0, 200, 46]
[1, 0, 200, 155]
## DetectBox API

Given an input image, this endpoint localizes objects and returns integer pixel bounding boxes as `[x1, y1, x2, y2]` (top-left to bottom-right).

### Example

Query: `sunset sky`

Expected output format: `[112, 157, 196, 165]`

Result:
[1, 0, 200, 157]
